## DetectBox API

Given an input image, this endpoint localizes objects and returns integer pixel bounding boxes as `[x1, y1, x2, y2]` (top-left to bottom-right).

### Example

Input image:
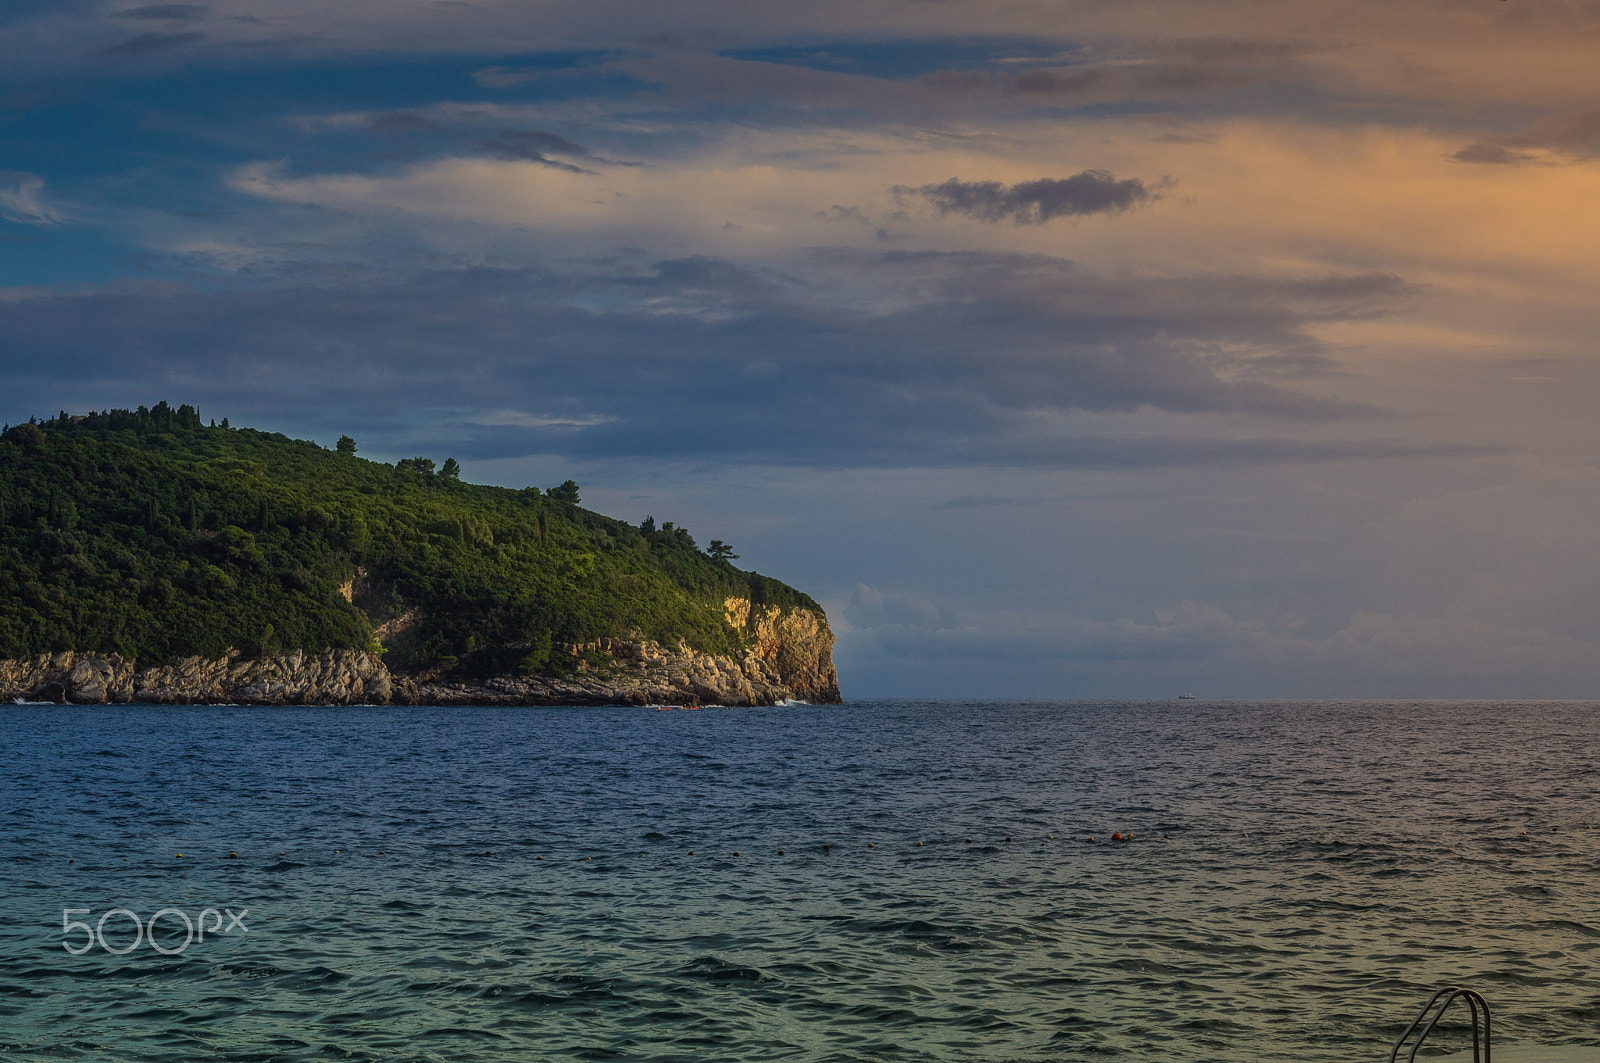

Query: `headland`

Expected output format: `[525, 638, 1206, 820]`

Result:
[0, 405, 840, 706]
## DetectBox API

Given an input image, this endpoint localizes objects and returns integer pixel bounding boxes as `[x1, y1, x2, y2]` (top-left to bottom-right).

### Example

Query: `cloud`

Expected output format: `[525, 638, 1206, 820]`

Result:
[470, 65, 602, 90]
[465, 408, 618, 429]
[613, 51, 917, 112]
[366, 110, 443, 136]
[0, 172, 62, 225]
[929, 494, 1045, 511]
[92, 30, 203, 58]
[839, 600, 1600, 698]
[1453, 108, 1600, 165]
[0, 0, 1590, 122]
[472, 66, 549, 89]
[816, 204, 870, 224]
[1522, 108, 1600, 155]
[1450, 143, 1536, 166]
[919, 62, 1251, 102]
[1016, 65, 1246, 96]
[844, 583, 944, 630]
[916, 36, 1316, 106]
[1157, 37, 1320, 65]
[111, 4, 207, 20]
[479, 129, 596, 172]
[0, 251, 1433, 470]
[900, 172, 1152, 224]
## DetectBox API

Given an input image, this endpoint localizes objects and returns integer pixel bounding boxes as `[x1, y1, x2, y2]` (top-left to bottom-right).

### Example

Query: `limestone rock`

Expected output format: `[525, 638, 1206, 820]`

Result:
[0, 604, 840, 707]
[0, 649, 394, 706]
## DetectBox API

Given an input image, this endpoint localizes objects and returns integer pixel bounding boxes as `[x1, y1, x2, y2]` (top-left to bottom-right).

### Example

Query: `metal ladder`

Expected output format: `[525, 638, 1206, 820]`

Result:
[1390, 987, 1491, 1063]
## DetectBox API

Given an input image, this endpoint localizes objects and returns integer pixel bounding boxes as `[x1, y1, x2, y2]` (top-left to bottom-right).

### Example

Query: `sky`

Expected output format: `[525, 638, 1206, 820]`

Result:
[3, 1, 1600, 698]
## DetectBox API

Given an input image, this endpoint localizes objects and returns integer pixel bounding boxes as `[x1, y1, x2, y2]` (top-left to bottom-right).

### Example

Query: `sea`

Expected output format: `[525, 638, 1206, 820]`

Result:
[2, 698, 1598, 1062]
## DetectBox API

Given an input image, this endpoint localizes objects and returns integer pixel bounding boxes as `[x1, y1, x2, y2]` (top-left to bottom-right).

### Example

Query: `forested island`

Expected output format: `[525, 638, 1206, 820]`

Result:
[0, 404, 839, 706]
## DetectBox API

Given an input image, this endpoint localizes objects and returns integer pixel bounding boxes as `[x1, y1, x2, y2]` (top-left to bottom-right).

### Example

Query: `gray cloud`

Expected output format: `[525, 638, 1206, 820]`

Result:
[472, 66, 549, 89]
[593, 48, 1246, 127]
[837, 604, 1597, 699]
[480, 129, 596, 172]
[0, 251, 1427, 470]
[111, 4, 206, 20]
[616, 51, 900, 111]
[921, 63, 1251, 101]
[816, 204, 870, 224]
[845, 584, 944, 630]
[1524, 108, 1600, 153]
[367, 110, 443, 136]
[0, 9, 1594, 702]
[1158, 37, 1320, 65]
[93, 30, 203, 58]
[901, 172, 1152, 224]
[1451, 143, 1536, 166]
[1453, 107, 1600, 165]
[1009, 67, 1109, 96]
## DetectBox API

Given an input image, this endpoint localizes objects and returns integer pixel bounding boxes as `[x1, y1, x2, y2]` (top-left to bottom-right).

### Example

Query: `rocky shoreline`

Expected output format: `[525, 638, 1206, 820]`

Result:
[0, 649, 393, 706]
[0, 604, 841, 707]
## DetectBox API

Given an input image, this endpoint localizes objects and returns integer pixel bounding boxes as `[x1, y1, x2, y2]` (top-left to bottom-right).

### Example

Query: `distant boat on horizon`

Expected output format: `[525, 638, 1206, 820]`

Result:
[1178, 693, 1198, 700]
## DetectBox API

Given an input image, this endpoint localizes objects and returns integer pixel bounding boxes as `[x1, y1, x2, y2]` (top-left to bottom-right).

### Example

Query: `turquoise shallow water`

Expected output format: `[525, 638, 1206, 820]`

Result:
[2, 699, 1599, 1061]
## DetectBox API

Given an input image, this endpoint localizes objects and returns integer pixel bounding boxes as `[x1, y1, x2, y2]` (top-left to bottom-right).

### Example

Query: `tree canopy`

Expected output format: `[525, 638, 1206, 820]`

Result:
[0, 404, 819, 679]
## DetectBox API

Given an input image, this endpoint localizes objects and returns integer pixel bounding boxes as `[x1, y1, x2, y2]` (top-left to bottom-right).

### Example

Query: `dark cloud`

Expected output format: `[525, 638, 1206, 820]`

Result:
[917, 426, 1503, 491]
[0, 251, 1425, 470]
[922, 63, 1250, 100]
[816, 204, 870, 224]
[366, 111, 443, 136]
[1453, 108, 1600, 164]
[93, 30, 203, 58]
[1160, 37, 1319, 65]
[472, 66, 547, 89]
[615, 51, 909, 114]
[1515, 108, 1600, 154]
[111, 4, 206, 20]
[917, 69, 997, 93]
[901, 172, 1152, 224]
[944, 435, 1499, 469]
[480, 129, 595, 172]
[1131, 67, 1249, 93]
[1009, 67, 1109, 96]
[1451, 143, 1535, 166]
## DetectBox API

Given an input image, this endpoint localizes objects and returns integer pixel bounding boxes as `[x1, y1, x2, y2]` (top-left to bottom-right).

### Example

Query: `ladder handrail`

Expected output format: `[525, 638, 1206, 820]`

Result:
[1389, 986, 1491, 1063]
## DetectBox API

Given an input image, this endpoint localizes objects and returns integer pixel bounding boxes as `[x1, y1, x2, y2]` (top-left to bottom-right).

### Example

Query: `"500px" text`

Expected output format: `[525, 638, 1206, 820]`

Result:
[62, 907, 248, 955]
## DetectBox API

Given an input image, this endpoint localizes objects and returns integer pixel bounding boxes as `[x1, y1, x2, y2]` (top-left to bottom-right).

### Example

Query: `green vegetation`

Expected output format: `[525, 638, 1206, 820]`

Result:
[0, 403, 818, 678]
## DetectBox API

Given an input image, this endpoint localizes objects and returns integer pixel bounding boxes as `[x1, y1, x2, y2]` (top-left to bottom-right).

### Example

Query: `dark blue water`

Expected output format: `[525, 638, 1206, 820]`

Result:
[2, 699, 1599, 1062]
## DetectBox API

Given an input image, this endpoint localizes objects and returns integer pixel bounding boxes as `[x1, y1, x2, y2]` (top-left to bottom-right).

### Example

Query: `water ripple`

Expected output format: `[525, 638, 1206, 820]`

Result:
[3, 699, 1600, 1061]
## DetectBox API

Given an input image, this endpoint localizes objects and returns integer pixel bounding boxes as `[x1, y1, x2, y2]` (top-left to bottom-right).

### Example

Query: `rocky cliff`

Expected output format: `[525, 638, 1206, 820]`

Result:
[0, 648, 392, 706]
[0, 603, 840, 707]
[403, 601, 840, 706]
